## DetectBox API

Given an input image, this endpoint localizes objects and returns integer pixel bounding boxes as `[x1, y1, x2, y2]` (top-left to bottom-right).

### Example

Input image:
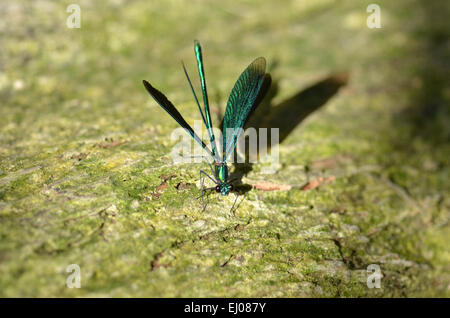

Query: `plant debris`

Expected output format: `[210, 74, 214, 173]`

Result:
[96, 140, 124, 149]
[70, 153, 88, 161]
[301, 176, 336, 191]
[251, 181, 292, 191]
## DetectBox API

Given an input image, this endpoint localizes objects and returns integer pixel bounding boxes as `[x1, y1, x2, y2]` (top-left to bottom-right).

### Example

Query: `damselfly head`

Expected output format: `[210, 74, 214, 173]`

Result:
[216, 183, 233, 196]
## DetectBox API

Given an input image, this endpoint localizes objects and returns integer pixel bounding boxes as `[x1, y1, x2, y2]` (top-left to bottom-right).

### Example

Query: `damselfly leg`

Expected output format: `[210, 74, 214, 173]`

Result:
[198, 169, 217, 211]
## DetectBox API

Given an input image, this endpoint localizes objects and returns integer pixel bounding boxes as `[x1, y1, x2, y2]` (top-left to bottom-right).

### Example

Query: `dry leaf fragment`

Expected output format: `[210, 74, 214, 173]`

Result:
[301, 176, 336, 191]
[252, 181, 292, 191]
[155, 181, 168, 192]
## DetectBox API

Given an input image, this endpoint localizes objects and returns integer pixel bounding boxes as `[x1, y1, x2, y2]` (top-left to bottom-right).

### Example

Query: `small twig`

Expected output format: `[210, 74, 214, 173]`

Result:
[221, 254, 234, 267]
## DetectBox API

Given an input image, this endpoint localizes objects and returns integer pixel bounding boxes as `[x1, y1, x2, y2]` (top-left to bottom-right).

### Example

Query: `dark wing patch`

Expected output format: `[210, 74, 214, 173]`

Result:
[143, 80, 211, 156]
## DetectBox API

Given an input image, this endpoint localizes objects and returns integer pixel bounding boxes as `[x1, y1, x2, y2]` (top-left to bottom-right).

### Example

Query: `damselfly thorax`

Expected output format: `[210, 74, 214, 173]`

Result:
[214, 162, 233, 196]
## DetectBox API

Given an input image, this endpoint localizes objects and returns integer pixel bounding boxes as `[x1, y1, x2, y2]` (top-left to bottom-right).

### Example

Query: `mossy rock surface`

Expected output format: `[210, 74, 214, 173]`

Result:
[0, 0, 448, 297]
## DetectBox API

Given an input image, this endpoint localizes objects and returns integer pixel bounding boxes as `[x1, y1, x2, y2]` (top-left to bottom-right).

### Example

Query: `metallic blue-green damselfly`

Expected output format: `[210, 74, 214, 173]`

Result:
[143, 41, 270, 209]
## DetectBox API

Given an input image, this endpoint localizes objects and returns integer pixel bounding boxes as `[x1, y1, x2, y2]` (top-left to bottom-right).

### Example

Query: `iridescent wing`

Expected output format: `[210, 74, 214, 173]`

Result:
[222, 57, 267, 162]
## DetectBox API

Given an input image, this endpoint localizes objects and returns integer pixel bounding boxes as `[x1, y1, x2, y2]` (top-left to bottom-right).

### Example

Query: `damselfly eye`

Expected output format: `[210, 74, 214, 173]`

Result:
[229, 185, 234, 192]
[215, 185, 221, 193]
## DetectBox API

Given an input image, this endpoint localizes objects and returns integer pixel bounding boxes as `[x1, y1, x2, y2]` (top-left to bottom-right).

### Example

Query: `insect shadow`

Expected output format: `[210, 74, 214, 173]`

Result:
[220, 69, 349, 194]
